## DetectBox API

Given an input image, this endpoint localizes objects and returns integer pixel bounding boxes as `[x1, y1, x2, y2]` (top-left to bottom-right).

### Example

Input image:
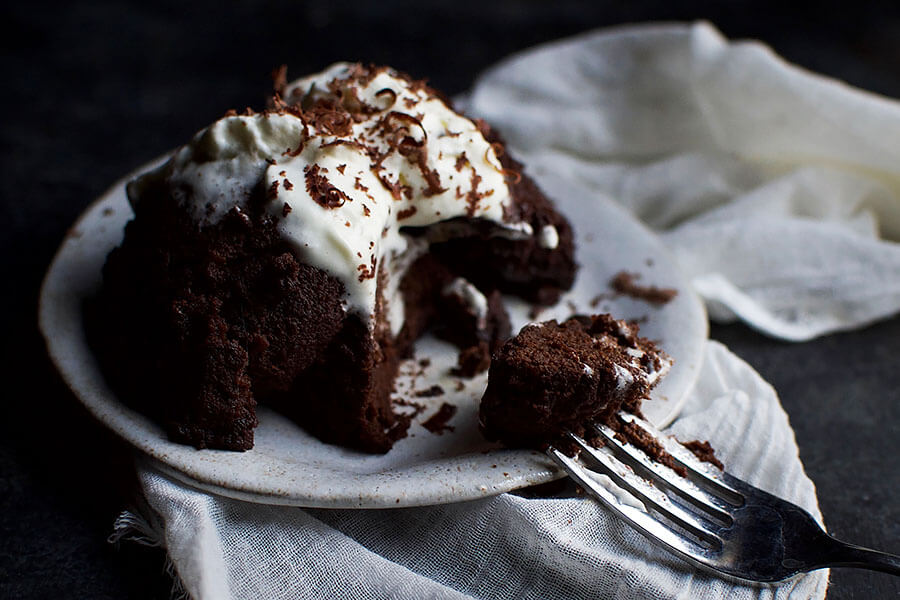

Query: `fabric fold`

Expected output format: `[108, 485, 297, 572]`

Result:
[123, 342, 828, 600]
[468, 21, 900, 340]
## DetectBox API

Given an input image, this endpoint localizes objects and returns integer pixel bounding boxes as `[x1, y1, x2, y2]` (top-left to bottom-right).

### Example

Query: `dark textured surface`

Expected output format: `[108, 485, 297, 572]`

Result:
[2, 1, 899, 598]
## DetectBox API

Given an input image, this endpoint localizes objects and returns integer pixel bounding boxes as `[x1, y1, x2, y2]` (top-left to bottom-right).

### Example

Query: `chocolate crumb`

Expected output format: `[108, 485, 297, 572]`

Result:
[422, 403, 457, 434]
[681, 440, 724, 469]
[610, 271, 677, 305]
[337, 164, 347, 175]
[394, 397, 426, 418]
[590, 293, 613, 308]
[282, 203, 292, 217]
[414, 385, 444, 398]
[266, 180, 280, 200]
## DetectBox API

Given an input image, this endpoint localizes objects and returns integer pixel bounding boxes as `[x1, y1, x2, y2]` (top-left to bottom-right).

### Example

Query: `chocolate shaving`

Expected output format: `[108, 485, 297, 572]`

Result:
[304, 164, 349, 208]
[381, 111, 427, 142]
[354, 177, 369, 193]
[272, 64, 288, 98]
[397, 206, 417, 221]
[501, 168, 522, 185]
[374, 88, 397, 109]
[376, 172, 404, 200]
[357, 255, 377, 281]
[266, 180, 280, 200]
[304, 98, 354, 136]
[398, 141, 445, 196]
[465, 169, 484, 217]
[320, 138, 374, 159]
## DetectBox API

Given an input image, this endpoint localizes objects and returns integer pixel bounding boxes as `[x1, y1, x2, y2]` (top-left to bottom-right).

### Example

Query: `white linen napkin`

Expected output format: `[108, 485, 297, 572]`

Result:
[111, 21, 900, 598]
[468, 21, 900, 341]
[115, 342, 828, 600]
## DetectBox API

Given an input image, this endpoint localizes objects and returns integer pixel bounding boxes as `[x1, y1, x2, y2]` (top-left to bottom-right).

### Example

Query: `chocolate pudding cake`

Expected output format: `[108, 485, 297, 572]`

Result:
[479, 314, 671, 451]
[89, 63, 576, 453]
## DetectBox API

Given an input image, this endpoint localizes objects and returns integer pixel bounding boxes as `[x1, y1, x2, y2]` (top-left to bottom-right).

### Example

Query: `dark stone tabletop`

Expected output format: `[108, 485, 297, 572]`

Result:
[2, 2, 898, 598]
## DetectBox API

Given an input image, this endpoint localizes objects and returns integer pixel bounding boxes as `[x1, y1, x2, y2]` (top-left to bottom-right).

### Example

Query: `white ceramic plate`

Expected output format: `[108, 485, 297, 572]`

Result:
[39, 160, 707, 508]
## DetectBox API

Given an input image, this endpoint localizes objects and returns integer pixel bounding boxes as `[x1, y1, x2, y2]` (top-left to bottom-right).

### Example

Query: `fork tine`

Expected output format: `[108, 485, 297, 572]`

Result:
[563, 433, 723, 547]
[618, 413, 744, 506]
[547, 446, 720, 563]
[592, 423, 734, 526]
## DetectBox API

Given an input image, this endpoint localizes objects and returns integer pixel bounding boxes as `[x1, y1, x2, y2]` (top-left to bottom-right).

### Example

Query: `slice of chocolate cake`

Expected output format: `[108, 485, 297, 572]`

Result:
[89, 63, 576, 453]
[479, 314, 671, 450]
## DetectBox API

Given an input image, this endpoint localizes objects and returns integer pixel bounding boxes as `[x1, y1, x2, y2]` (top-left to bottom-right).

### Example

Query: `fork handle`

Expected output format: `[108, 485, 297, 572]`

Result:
[815, 537, 900, 576]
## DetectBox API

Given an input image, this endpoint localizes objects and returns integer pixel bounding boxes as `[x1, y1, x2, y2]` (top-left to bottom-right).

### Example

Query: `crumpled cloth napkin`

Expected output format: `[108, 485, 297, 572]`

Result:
[112, 20, 900, 598]
[468, 21, 900, 341]
[115, 342, 828, 600]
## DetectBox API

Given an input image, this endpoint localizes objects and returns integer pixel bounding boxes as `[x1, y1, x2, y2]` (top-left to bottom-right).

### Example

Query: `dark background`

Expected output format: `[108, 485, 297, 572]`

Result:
[2, 1, 899, 598]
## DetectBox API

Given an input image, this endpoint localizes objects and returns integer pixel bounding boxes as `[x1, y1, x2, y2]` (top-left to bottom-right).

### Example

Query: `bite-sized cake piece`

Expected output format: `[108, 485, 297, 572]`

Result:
[89, 62, 575, 453]
[479, 314, 671, 449]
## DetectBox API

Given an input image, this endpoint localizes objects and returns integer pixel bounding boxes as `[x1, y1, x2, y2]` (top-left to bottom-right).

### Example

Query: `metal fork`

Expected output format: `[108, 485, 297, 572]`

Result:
[546, 412, 900, 584]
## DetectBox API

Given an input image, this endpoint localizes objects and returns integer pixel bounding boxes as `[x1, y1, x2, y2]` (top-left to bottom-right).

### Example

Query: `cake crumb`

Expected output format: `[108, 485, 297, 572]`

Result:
[453, 342, 491, 377]
[422, 403, 457, 434]
[680, 440, 724, 470]
[414, 385, 444, 398]
[610, 271, 677, 305]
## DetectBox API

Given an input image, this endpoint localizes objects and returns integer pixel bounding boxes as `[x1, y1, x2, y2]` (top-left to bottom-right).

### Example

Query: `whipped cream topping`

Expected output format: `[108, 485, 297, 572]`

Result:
[129, 63, 528, 334]
[613, 323, 672, 389]
[443, 277, 489, 329]
[538, 224, 559, 249]
[582, 318, 672, 396]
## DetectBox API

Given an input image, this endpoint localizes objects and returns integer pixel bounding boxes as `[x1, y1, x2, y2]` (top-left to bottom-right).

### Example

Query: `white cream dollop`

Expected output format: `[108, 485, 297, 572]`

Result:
[538, 224, 559, 249]
[443, 277, 489, 328]
[129, 63, 531, 334]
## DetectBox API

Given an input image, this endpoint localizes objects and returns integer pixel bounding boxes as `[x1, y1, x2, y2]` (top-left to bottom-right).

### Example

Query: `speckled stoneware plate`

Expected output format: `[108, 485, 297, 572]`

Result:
[39, 160, 707, 508]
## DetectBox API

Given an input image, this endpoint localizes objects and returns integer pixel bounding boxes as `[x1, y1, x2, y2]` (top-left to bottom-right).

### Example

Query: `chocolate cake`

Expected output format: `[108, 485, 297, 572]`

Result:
[479, 314, 671, 450]
[88, 63, 576, 453]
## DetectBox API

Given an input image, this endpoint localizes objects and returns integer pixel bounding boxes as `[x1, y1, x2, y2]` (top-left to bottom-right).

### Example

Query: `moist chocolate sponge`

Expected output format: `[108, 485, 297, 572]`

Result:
[479, 314, 667, 449]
